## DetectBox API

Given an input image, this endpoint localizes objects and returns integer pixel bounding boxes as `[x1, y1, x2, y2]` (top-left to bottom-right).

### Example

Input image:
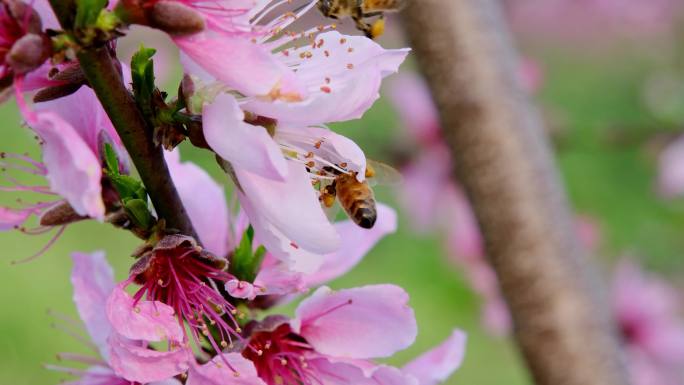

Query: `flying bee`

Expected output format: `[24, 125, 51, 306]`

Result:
[319, 160, 401, 229]
[317, 0, 406, 39]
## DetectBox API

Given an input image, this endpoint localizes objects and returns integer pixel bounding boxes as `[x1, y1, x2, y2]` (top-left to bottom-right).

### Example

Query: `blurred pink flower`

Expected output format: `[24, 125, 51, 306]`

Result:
[612, 259, 684, 385]
[658, 134, 684, 198]
[389, 72, 598, 336]
[507, 0, 683, 43]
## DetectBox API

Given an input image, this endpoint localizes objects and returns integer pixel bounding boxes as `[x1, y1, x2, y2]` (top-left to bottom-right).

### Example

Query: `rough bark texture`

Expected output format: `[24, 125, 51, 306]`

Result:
[401, 1, 630, 384]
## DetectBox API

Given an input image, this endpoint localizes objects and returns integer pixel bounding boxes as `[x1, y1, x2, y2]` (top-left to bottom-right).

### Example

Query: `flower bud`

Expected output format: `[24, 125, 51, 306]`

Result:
[40, 202, 87, 226]
[149, 1, 205, 36]
[7, 33, 50, 74]
[5, 0, 42, 34]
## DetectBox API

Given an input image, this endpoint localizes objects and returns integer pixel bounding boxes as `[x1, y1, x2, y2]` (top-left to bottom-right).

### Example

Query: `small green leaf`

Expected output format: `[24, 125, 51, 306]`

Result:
[229, 226, 266, 283]
[75, 0, 108, 28]
[109, 173, 147, 202]
[131, 45, 157, 119]
[123, 198, 154, 230]
[103, 143, 119, 175]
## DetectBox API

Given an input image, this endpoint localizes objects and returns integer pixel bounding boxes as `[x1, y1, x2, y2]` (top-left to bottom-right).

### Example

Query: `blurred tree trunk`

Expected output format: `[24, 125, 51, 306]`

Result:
[401, 1, 630, 384]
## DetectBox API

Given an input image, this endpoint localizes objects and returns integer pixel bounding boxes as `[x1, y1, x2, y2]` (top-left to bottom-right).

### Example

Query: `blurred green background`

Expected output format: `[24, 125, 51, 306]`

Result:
[3, 11, 684, 385]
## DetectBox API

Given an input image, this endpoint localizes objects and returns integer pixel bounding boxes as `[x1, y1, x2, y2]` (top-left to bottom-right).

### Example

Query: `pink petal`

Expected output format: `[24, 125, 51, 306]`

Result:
[235, 162, 340, 261]
[244, 32, 409, 125]
[658, 134, 684, 197]
[71, 251, 115, 358]
[106, 284, 184, 342]
[175, 34, 301, 98]
[165, 150, 230, 257]
[187, 353, 266, 385]
[108, 334, 190, 383]
[253, 258, 304, 296]
[203, 93, 288, 180]
[403, 330, 467, 385]
[29, 111, 104, 219]
[225, 279, 258, 300]
[304, 204, 397, 287]
[0, 207, 34, 231]
[31, 0, 60, 30]
[293, 285, 417, 359]
[239, 189, 326, 274]
[69, 366, 129, 385]
[371, 365, 419, 385]
[307, 358, 376, 385]
[36, 86, 119, 157]
[276, 125, 366, 181]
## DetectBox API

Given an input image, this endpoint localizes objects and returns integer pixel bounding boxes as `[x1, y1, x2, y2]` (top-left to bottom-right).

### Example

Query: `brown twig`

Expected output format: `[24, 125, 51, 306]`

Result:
[401, 1, 630, 384]
[48, 0, 198, 239]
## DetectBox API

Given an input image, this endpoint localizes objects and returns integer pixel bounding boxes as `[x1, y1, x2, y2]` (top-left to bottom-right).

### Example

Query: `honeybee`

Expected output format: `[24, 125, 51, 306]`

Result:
[319, 160, 401, 229]
[317, 0, 406, 39]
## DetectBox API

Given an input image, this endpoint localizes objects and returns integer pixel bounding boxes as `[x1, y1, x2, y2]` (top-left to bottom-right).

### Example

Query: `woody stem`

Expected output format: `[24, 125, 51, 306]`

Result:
[48, 0, 198, 239]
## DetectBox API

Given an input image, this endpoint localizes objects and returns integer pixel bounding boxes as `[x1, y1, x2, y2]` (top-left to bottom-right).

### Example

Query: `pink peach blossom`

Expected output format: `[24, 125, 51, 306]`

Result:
[612, 259, 684, 385]
[46, 251, 181, 385]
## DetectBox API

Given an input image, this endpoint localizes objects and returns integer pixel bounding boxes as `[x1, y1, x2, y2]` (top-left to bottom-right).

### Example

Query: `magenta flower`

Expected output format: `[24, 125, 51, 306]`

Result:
[46, 251, 181, 385]
[188, 285, 465, 385]
[108, 235, 241, 362]
[612, 259, 684, 385]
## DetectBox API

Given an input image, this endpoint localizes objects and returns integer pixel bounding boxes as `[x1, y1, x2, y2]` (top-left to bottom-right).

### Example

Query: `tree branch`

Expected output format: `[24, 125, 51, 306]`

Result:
[48, 0, 198, 239]
[401, 1, 629, 384]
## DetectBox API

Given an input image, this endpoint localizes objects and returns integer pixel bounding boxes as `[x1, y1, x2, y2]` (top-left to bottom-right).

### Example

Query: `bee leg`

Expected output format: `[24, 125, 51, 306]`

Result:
[352, 15, 374, 38]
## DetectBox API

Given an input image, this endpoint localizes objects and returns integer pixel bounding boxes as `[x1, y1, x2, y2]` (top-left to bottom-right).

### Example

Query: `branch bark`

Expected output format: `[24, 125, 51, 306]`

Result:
[401, 1, 629, 384]
[48, 0, 198, 239]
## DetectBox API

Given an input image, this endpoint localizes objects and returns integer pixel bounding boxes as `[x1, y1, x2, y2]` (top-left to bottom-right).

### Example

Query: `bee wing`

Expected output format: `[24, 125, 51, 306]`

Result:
[366, 159, 403, 187]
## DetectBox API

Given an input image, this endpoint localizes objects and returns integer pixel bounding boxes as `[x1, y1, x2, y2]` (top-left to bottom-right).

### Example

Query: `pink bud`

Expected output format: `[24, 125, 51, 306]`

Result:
[150, 1, 205, 36]
[7, 33, 50, 74]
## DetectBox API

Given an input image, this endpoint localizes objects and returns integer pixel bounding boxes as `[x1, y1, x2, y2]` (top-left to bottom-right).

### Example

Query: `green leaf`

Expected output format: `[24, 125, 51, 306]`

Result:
[109, 173, 147, 202]
[131, 45, 157, 119]
[123, 198, 154, 230]
[229, 226, 265, 283]
[75, 0, 108, 28]
[103, 143, 119, 176]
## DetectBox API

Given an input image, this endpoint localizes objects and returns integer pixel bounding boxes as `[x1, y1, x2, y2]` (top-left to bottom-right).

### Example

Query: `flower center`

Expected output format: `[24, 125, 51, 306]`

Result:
[133, 247, 243, 352]
[244, 324, 318, 385]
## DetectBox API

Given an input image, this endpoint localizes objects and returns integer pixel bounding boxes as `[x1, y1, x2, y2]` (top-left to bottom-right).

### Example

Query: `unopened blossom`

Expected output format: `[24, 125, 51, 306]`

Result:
[46, 251, 181, 385]
[189, 285, 466, 385]
[612, 259, 684, 385]
[0, 0, 51, 87]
